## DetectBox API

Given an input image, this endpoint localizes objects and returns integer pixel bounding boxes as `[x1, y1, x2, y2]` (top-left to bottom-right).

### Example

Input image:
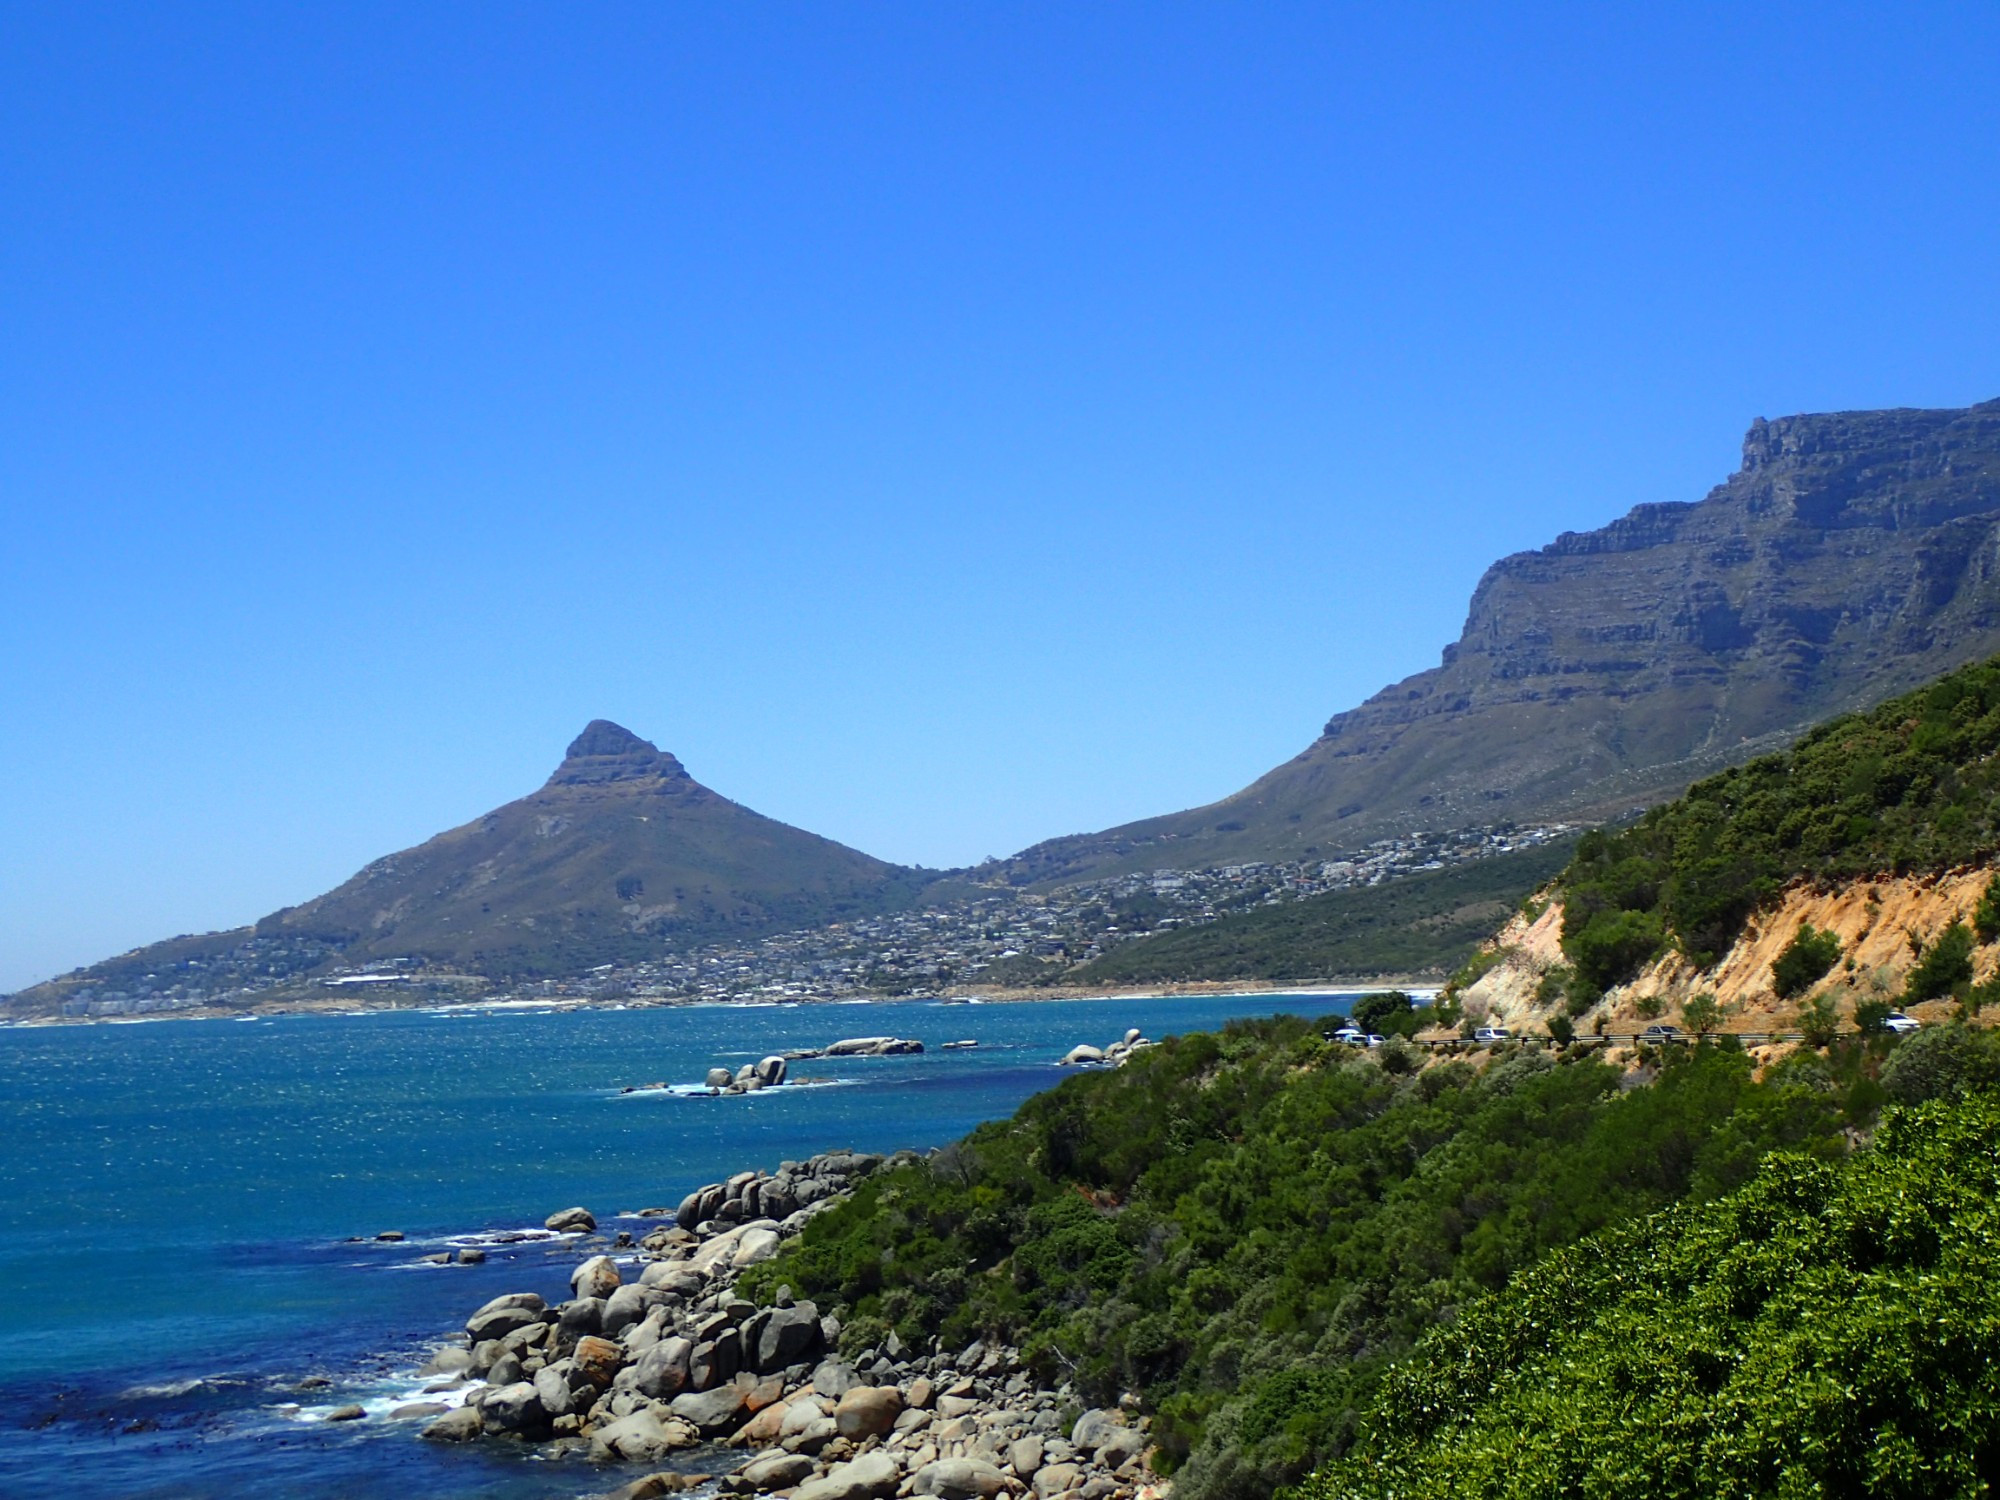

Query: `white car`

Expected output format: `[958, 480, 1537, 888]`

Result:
[1331, 1026, 1367, 1045]
[1883, 1013, 1921, 1034]
[1473, 1026, 1511, 1043]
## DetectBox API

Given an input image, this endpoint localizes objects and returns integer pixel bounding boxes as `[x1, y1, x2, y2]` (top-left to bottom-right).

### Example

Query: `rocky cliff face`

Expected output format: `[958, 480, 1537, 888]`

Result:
[1005, 398, 2000, 883]
[1462, 867, 2000, 1042]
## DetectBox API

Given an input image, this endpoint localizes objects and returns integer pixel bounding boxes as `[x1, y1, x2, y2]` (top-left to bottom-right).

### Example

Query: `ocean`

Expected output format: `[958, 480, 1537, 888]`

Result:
[0, 992, 1356, 1499]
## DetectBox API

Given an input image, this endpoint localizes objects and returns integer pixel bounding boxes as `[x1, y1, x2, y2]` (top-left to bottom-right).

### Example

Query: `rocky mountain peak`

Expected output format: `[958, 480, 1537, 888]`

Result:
[547, 720, 689, 787]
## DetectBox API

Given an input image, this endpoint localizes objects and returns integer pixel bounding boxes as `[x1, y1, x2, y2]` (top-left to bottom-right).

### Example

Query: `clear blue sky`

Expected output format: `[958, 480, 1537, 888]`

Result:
[3, 4, 1997, 993]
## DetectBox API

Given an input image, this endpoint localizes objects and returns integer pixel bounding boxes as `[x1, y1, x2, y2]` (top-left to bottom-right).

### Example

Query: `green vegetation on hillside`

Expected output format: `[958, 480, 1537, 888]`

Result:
[1298, 1058, 2000, 1500]
[744, 1016, 1902, 1500]
[1050, 841, 1575, 987]
[1561, 651, 2000, 990]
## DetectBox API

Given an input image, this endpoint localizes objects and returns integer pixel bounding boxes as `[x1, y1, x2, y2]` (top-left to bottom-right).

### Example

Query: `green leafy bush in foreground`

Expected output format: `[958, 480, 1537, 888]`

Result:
[745, 1017, 1870, 1500]
[1297, 1083, 2000, 1500]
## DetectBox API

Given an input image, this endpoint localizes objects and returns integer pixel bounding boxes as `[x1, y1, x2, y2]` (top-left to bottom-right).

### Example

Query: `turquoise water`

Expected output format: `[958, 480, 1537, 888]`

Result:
[0, 993, 1351, 1498]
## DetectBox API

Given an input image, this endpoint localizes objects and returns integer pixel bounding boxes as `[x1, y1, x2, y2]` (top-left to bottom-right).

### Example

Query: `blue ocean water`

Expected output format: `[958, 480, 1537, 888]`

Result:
[0, 993, 1352, 1499]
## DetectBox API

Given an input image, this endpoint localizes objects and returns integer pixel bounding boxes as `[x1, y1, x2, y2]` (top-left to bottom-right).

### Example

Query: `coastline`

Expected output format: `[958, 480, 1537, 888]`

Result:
[2, 977, 1426, 1029]
[410, 1151, 1161, 1500]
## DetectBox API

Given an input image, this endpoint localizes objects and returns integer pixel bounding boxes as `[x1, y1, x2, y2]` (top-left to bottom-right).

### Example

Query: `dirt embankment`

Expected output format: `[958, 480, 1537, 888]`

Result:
[1461, 868, 2000, 1038]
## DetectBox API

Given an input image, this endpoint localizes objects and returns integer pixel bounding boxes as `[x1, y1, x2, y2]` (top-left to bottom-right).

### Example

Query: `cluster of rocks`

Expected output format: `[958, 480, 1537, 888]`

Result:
[415, 1151, 1156, 1500]
[788, 1037, 925, 1060]
[1058, 1030, 1152, 1069]
[703, 1056, 791, 1095]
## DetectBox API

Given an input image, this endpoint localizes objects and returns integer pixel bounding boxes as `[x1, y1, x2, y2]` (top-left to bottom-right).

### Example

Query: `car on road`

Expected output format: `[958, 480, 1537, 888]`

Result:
[1473, 1026, 1511, 1043]
[1638, 1024, 1685, 1044]
[1884, 1012, 1922, 1034]
[1331, 1026, 1367, 1045]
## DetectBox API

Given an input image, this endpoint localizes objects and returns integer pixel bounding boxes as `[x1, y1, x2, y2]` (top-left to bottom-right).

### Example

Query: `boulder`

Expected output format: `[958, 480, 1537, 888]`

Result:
[573, 1334, 624, 1388]
[1097, 1426, 1146, 1469]
[835, 1384, 904, 1439]
[913, 1459, 1011, 1499]
[545, 1206, 597, 1234]
[742, 1450, 819, 1491]
[1069, 1409, 1124, 1455]
[734, 1398, 793, 1447]
[795, 1452, 904, 1500]
[391, 1402, 449, 1421]
[591, 1407, 699, 1462]
[755, 1054, 788, 1087]
[480, 1381, 552, 1440]
[1059, 1045, 1104, 1067]
[572, 1254, 622, 1300]
[670, 1382, 751, 1435]
[607, 1476, 713, 1500]
[632, 1336, 694, 1399]
[600, 1282, 650, 1335]
[730, 1226, 782, 1269]
[779, 1397, 832, 1438]
[706, 1068, 734, 1089]
[745, 1304, 823, 1372]
[558, 1297, 606, 1335]
[1008, 1436, 1044, 1478]
[688, 1328, 741, 1390]
[464, 1293, 546, 1342]
[533, 1361, 589, 1418]
[812, 1358, 858, 1399]
[420, 1405, 484, 1442]
[325, 1404, 365, 1421]
[905, 1376, 936, 1410]
[1031, 1464, 1080, 1499]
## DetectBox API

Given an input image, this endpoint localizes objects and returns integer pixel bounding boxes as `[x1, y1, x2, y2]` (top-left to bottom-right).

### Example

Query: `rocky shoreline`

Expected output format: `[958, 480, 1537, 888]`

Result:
[413, 1150, 1160, 1500]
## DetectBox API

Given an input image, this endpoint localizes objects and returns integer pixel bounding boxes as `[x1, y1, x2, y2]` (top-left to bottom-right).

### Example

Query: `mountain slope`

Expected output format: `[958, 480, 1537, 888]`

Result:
[1005, 398, 2000, 883]
[9, 722, 926, 1012]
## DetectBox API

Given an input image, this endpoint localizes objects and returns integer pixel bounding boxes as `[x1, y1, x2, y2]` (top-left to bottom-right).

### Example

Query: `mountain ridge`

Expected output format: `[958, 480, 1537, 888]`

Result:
[999, 397, 2000, 884]
[6, 721, 931, 1015]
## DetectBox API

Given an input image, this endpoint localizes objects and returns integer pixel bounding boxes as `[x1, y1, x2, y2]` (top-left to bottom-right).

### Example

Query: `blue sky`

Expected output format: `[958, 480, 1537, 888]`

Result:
[3, 3, 1998, 992]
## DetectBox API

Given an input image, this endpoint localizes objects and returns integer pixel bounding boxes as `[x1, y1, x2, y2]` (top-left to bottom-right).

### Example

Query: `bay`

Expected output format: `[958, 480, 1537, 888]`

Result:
[0, 991, 1357, 1498]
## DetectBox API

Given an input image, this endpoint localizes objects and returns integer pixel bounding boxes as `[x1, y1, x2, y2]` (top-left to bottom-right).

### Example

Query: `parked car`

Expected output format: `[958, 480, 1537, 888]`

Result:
[1365, 1033, 1387, 1048]
[1884, 1012, 1921, 1034]
[1473, 1026, 1511, 1043]
[1331, 1026, 1367, 1045]
[1638, 1023, 1685, 1044]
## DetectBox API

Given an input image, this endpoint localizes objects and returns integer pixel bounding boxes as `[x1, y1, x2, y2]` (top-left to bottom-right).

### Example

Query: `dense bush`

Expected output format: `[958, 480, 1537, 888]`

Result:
[1904, 918, 1976, 1003]
[745, 1018, 1858, 1500]
[1295, 1088, 2000, 1500]
[1558, 652, 2000, 973]
[1770, 922, 1843, 999]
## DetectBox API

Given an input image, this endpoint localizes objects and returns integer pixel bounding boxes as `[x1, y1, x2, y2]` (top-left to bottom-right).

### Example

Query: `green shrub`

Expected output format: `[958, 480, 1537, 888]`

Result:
[1795, 991, 1841, 1048]
[1976, 873, 2000, 943]
[1881, 1023, 2000, 1104]
[1771, 923, 1842, 999]
[1346, 991, 1416, 1037]
[1904, 918, 1976, 1003]
[1563, 907, 1665, 991]
[1853, 998, 1893, 1034]
[1680, 992, 1720, 1035]
[1295, 1090, 2000, 1500]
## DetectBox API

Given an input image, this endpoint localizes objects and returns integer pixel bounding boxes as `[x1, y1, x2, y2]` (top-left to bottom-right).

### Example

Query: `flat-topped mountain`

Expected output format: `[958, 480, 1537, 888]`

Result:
[10, 722, 926, 1013]
[1003, 397, 2000, 883]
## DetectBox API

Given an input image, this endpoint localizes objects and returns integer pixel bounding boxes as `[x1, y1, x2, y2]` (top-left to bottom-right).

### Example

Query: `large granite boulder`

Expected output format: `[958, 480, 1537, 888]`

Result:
[912, 1458, 1010, 1499]
[572, 1254, 622, 1301]
[591, 1407, 699, 1462]
[834, 1385, 904, 1440]
[795, 1452, 903, 1500]
[545, 1206, 596, 1233]
[670, 1383, 750, 1435]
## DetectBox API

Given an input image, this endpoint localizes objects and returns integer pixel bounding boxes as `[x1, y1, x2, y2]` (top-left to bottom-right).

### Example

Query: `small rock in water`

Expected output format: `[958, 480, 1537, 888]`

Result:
[455, 1247, 485, 1264]
[374, 1230, 405, 1242]
[325, 1404, 366, 1422]
[545, 1205, 597, 1234]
